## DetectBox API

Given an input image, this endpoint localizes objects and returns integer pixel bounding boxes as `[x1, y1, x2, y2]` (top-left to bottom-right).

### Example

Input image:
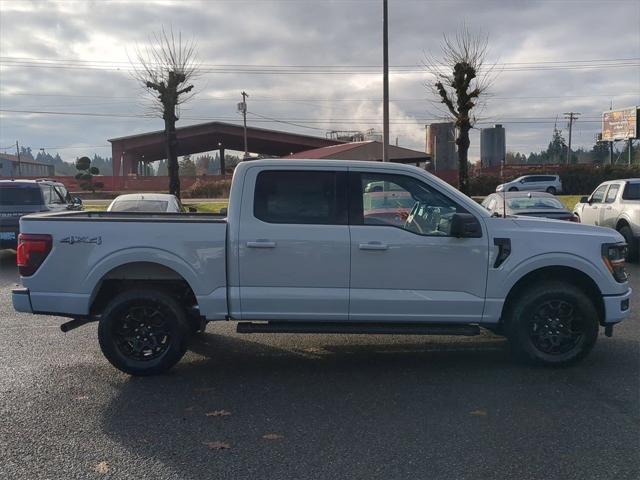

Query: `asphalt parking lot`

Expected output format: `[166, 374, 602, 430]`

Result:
[0, 249, 638, 480]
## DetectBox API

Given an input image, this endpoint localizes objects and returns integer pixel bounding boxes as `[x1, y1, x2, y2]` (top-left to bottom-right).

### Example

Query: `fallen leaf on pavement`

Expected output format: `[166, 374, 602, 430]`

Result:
[94, 461, 109, 474]
[262, 433, 284, 440]
[74, 395, 89, 401]
[206, 410, 232, 417]
[205, 441, 231, 450]
[470, 410, 488, 417]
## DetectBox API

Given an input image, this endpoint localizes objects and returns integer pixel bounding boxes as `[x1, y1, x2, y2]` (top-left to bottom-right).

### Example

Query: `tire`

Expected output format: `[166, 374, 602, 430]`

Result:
[618, 225, 638, 262]
[508, 187, 518, 192]
[98, 289, 191, 376]
[546, 186, 557, 195]
[504, 281, 599, 367]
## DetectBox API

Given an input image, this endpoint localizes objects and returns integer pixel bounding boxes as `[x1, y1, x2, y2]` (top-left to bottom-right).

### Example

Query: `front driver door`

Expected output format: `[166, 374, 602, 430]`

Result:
[348, 170, 489, 323]
[581, 184, 608, 225]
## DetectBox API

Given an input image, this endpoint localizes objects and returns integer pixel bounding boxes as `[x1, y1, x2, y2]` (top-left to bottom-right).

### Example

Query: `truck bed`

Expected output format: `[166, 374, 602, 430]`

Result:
[18, 210, 228, 319]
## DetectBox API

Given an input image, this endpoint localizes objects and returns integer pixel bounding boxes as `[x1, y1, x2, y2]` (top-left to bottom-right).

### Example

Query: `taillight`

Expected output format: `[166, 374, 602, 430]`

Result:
[16, 234, 52, 276]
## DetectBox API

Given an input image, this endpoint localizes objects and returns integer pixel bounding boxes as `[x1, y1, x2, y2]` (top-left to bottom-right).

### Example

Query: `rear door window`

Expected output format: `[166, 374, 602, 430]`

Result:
[605, 185, 620, 203]
[254, 170, 347, 225]
[0, 186, 43, 206]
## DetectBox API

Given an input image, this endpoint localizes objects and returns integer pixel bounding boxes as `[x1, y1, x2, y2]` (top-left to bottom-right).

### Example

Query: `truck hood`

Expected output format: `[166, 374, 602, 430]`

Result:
[510, 216, 624, 242]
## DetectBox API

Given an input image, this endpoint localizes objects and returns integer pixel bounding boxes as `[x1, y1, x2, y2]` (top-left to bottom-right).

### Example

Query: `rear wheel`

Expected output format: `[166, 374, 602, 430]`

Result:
[546, 186, 557, 194]
[98, 289, 191, 376]
[618, 225, 638, 262]
[505, 281, 599, 366]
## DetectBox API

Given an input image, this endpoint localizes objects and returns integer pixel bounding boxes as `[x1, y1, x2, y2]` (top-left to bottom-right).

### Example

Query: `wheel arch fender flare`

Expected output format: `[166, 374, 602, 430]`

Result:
[84, 248, 202, 306]
[497, 253, 610, 323]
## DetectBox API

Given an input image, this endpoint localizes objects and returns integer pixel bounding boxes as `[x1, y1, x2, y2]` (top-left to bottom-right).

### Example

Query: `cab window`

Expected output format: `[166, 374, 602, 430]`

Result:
[605, 185, 620, 203]
[590, 185, 608, 203]
[254, 170, 347, 225]
[350, 172, 469, 236]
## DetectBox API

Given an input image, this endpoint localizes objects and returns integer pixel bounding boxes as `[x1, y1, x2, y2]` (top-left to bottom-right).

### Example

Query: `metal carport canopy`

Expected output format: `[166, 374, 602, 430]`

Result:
[108, 121, 343, 162]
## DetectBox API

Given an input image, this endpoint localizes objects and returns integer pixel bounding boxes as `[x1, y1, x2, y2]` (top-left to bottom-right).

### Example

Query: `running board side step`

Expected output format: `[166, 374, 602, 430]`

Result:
[236, 322, 480, 336]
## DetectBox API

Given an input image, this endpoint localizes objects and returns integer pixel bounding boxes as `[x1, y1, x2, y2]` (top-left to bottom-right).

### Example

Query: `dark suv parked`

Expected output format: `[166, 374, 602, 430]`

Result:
[0, 179, 81, 249]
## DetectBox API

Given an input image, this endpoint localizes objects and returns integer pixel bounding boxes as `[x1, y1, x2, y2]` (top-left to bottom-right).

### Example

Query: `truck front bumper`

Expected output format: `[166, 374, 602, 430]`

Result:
[603, 288, 632, 324]
[12, 287, 33, 313]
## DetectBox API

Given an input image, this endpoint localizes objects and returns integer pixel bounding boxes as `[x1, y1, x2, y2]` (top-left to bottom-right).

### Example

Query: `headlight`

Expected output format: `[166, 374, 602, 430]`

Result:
[602, 243, 628, 283]
[496, 184, 504, 191]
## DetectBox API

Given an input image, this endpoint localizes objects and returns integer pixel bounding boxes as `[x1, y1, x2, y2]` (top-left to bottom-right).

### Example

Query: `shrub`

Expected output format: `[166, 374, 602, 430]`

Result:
[184, 178, 232, 198]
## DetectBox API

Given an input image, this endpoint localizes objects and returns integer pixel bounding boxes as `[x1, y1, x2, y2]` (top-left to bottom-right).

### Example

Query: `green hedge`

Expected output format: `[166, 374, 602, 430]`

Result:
[184, 178, 232, 198]
[469, 166, 640, 196]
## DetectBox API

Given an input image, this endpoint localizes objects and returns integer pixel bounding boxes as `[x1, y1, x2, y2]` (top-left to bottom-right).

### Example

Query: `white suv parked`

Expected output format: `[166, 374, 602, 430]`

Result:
[496, 175, 563, 194]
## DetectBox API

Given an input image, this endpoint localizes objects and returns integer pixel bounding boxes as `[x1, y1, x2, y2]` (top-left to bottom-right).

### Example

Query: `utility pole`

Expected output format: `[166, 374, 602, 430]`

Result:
[240, 91, 249, 160]
[15, 141, 21, 176]
[564, 112, 580, 164]
[382, 0, 389, 162]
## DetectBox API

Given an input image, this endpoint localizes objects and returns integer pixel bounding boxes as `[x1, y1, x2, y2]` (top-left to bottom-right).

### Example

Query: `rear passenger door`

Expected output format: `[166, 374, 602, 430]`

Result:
[237, 167, 350, 321]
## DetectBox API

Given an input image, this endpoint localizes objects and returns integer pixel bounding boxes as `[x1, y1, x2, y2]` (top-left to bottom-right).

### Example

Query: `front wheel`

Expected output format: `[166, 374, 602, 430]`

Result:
[546, 186, 557, 194]
[618, 225, 638, 262]
[505, 281, 599, 366]
[508, 187, 518, 192]
[98, 289, 191, 376]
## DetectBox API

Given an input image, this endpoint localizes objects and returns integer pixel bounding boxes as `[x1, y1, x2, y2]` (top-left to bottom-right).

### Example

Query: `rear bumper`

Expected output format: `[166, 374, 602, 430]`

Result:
[603, 288, 632, 324]
[12, 287, 33, 313]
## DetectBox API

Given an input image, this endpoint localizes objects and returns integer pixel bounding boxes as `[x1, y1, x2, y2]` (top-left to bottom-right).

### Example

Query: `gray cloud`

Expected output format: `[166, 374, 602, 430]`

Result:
[0, 0, 638, 163]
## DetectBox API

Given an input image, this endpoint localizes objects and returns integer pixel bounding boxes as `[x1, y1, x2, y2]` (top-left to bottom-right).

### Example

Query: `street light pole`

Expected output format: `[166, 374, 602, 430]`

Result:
[382, 0, 389, 162]
[241, 91, 249, 160]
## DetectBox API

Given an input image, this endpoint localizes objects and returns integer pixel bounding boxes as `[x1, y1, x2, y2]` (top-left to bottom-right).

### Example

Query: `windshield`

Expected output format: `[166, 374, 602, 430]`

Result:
[507, 197, 564, 210]
[0, 186, 42, 206]
[110, 200, 168, 212]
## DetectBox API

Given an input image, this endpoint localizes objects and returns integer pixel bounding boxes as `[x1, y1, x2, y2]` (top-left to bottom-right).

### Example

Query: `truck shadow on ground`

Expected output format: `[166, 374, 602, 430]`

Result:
[96, 331, 639, 480]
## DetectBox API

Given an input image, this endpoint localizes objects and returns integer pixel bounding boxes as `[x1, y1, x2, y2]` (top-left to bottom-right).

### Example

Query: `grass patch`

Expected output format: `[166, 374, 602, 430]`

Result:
[557, 195, 582, 211]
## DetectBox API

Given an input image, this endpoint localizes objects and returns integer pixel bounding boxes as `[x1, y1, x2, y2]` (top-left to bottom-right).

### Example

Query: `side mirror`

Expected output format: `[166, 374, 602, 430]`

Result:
[579, 196, 589, 204]
[188, 207, 197, 213]
[219, 207, 228, 216]
[73, 197, 82, 205]
[491, 211, 502, 218]
[519, 179, 525, 183]
[450, 213, 482, 238]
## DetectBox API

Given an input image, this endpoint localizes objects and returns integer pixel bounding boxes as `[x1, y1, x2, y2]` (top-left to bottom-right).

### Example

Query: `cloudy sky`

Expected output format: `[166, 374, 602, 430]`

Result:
[0, 0, 639, 167]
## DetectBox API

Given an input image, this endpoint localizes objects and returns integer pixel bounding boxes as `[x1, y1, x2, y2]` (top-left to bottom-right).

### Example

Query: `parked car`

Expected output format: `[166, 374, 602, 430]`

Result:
[107, 193, 193, 213]
[362, 190, 415, 227]
[0, 179, 81, 250]
[13, 160, 630, 375]
[482, 192, 577, 221]
[573, 179, 640, 260]
[496, 175, 562, 194]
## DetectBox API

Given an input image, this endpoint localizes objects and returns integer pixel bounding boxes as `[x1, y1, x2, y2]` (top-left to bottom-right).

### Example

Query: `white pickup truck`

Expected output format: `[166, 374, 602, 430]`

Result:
[12, 160, 632, 375]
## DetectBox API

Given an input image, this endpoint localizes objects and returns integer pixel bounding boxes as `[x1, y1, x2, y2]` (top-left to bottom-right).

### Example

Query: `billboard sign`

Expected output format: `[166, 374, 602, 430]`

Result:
[602, 107, 638, 141]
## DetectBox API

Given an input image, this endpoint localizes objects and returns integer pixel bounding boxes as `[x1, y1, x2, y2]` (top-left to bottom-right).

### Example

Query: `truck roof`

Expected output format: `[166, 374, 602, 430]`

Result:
[237, 158, 426, 171]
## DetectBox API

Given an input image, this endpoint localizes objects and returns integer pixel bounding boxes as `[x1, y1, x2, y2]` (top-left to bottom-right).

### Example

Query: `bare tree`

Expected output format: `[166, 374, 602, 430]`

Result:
[132, 28, 198, 198]
[425, 26, 495, 194]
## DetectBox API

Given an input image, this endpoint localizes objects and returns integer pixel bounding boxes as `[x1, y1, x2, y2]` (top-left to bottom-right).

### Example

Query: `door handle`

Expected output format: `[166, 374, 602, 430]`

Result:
[605, 206, 613, 210]
[359, 242, 388, 251]
[246, 240, 276, 248]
